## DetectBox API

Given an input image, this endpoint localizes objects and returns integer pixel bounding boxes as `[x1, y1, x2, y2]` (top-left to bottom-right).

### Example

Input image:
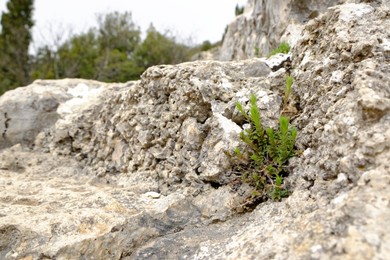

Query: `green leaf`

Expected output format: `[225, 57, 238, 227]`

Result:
[275, 175, 283, 186]
[249, 95, 261, 128]
[236, 101, 249, 121]
[229, 94, 297, 207]
[267, 42, 290, 58]
[266, 127, 277, 161]
[249, 94, 265, 146]
[289, 127, 298, 152]
[283, 76, 293, 108]
[278, 116, 288, 164]
[250, 153, 263, 167]
[265, 164, 279, 176]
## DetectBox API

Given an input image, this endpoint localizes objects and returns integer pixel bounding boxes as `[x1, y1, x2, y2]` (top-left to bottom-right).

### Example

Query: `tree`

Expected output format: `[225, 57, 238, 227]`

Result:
[31, 45, 57, 79]
[31, 12, 194, 84]
[56, 30, 100, 79]
[32, 11, 142, 82]
[31, 23, 75, 79]
[32, 29, 99, 79]
[0, 0, 34, 95]
[94, 11, 141, 81]
[235, 4, 244, 16]
[94, 48, 142, 82]
[134, 24, 190, 70]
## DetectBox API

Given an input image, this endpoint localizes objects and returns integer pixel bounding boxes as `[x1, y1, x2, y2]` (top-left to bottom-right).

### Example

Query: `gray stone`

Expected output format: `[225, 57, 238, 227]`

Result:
[0, 79, 109, 150]
[218, 0, 342, 61]
[40, 59, 274, 194]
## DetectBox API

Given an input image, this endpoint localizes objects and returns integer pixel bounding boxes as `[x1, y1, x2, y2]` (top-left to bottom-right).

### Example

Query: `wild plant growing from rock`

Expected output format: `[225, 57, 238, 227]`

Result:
[267, 42, 290, 58]
[283, 75, 293, 110]
[228, 77, 298, 208]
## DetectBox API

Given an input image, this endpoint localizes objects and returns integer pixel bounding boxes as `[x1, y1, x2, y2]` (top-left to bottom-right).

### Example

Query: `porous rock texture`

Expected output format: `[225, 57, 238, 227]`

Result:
[218, 0, 344, 61]
[219, 0, 357, 61]
[0, 79, 107, 149]
[1, 1, 390, 260]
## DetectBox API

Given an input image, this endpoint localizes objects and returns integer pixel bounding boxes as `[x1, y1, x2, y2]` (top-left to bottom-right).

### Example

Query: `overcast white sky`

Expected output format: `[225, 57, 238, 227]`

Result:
[0, 0, 247, 51]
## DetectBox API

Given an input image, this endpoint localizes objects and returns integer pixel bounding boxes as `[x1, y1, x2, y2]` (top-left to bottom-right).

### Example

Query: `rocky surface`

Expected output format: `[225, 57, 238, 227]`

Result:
[1, 1, 390, 259]
[38, 59, 281, 196]
[218, 0, 343, 60]
[201, 0, 390, 61]
[1, 57, 286, 259]
[0, 79, 108, 149]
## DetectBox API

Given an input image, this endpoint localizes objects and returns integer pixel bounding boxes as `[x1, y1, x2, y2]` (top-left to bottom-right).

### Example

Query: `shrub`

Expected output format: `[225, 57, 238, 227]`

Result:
[227, 78, 298, 209]
[235, 4, 245, 16]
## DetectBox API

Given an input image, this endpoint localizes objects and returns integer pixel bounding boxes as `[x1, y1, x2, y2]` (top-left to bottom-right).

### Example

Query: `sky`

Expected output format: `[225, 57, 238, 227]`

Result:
[0, 0, 247, 51]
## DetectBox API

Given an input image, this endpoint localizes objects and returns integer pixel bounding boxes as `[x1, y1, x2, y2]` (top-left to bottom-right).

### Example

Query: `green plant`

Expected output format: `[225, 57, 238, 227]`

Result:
[0, 0, 34, 95]
[254, 47, 260, 58]
[267, 42, 290, 58]
[230, 92, 297, 206]
[283, 75, 293, 110]
[235, 4, 244, 16]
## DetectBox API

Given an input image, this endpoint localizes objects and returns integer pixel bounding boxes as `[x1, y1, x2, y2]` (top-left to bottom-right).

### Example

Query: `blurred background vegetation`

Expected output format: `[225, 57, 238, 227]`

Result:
[0, 0, 223, 95]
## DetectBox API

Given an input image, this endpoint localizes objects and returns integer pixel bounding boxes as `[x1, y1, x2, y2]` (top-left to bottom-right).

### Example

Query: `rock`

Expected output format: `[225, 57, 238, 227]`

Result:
[288, 2, 390, 258]
[191, 46, 221, 61]
[260, 53, 292, 72]
[0, 57, 285, 258]
[0, 79, 107, 150]
[1, 1, 390, 259]
[144, 191, 161, 199]
[0, 147, 201, 259]
[218, 0, 343, 60]
[41, 59, 276, 195]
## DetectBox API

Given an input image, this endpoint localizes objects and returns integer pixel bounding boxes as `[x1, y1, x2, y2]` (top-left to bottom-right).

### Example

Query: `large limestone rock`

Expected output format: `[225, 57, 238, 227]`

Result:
[0, 57, 286, 258]
[219, 0, 343, 60]
[1, 1, 390, 259]
[40, 59, 278, 195]
[0, 79, 107, 149]
[132, 2, 390, 258]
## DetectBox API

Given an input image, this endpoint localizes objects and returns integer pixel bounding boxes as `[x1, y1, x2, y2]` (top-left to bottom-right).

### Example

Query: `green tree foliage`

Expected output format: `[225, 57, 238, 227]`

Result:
[235, 4, 244, 16]
[96, 11, 140, 53]
[94, 11, 141, 81]
[32, 30, 99, 80]
[1, 6, 211, 95]
[31, 46, 56, 79]
[54, 30, 99, 79]
[32, 12, 142, 82]
[0, 0, 34, 95]
[32, 15, 193, 84]
[133, 24, 191, 71]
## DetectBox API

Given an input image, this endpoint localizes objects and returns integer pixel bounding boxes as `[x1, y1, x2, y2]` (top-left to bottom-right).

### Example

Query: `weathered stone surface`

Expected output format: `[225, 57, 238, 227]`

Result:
[40, 59, 276, 196]
[0, 79, 107, 149]
[0, 58, 284, 258]
[0, 145, 202, 259]
[131, 3, 390, 259]
[1, 1, 390, 259]
[219, 0, 343, 60]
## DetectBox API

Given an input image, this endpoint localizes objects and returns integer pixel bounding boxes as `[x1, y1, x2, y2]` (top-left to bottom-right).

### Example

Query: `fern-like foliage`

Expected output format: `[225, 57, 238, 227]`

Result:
[283, 76, 293, 110]
[278, 116, 297, 165]
[230, 93, 298, 206]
